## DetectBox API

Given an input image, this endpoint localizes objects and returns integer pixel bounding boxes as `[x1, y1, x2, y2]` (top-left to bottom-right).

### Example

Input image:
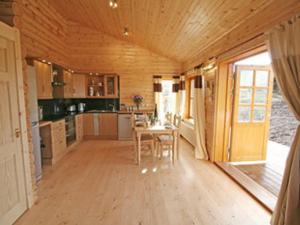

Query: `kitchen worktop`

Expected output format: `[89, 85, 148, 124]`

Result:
[40, 109, 155, 123]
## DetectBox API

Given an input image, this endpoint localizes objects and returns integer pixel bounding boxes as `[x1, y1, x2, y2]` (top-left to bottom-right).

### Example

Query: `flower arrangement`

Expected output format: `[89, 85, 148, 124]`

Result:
[132, 95, 143, 110]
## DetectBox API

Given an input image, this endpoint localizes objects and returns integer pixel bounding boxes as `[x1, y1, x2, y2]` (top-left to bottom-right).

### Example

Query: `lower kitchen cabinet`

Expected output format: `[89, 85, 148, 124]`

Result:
[51, 120, 67, 164]
[75, 114, 84, 141]
[82, 113, 118, 139]
[40, 119, 67, 165]
[83, 113, 95, 137]
[99, 113, 118, 139]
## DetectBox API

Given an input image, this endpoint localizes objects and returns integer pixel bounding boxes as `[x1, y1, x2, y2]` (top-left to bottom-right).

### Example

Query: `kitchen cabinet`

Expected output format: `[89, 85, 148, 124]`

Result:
[82, 113, 118, 139]
[105, 75, 118, 98]
[86, 74, 119, 98]
[51, 119, 67, 164]
[99, 113, 118, 139]
[40, 119, 67, 165]
[83, 113, 96, 137]
[73, 74, 86, 98]
[75, 114, 83, 141]
[34, 60, 52, 99]
[63, 70, 73, 98]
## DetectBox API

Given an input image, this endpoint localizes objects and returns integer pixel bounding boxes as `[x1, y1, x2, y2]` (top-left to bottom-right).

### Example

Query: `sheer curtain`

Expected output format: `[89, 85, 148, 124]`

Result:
[194, 67, 209, 160]
[267, 15, 300, 225]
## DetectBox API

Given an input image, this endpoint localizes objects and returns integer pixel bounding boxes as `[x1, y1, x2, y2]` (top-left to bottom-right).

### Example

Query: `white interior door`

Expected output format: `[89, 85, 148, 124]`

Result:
[0, 29, 27, 224]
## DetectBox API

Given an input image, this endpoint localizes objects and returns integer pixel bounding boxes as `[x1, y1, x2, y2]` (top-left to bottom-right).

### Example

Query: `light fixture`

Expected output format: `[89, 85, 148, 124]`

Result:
[109, 0, 118, 9]
[123, 27, 129, 36]
[47, 62, 52, 65]
[89, 72, 93, 75]
[42, 59, 46, 63]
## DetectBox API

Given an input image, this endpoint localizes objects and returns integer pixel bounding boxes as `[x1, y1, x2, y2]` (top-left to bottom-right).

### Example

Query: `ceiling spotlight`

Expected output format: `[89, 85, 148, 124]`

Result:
[47, 62, 52, 65]
[42, 59, 46, 63]
[109, 0, 118, 9]
[124, 27, 129, 36]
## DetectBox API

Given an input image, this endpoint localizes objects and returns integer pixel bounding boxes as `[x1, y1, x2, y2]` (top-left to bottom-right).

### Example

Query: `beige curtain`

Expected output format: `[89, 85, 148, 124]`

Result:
[178, 74, 186, 117]
[194, 69, 209, 160]
[267, 15, 300, 225]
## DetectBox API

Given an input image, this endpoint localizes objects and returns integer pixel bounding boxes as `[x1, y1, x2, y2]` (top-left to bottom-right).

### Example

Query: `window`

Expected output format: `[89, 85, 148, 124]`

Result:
[159, 80, 176, 120]
[188, 78, 195, 118]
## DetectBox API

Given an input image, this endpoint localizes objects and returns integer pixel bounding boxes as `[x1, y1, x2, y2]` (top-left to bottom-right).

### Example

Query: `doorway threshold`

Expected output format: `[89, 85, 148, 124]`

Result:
[215, 162, 277, 212]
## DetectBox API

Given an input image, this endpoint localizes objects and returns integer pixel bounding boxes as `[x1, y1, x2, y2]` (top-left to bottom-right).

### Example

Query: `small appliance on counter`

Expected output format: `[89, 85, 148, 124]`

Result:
[77, 103, 86, 112]
[38, 106, 43, 121]
[66, 104, 76, 114]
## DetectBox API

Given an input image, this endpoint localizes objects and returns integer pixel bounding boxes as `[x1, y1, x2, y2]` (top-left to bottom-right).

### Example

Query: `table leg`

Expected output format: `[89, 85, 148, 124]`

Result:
[177, 131, 179, 160]
[172, 131, 177, 164]
[137, 133, 141, 165]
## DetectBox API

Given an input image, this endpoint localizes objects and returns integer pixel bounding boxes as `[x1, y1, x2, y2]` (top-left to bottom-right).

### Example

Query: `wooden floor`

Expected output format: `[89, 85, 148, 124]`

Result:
[217, 141, 289, 211]
[15, 139, 270, 225]
[234, 141, 289, 197]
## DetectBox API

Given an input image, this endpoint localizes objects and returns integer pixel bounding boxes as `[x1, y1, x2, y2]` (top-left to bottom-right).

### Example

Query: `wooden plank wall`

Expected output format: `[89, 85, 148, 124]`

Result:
[0, 0, 180, 202]
[67, 23, 182, 108]
[183, 0, 300, 70]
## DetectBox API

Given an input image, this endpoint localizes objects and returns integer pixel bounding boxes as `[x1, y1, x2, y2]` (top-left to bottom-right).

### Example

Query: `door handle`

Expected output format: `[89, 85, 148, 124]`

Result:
[15, 128, 21, 138]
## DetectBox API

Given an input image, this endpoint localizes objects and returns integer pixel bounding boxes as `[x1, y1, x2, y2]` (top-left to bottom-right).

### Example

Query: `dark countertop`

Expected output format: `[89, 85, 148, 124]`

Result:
[41, 109, 154, 122]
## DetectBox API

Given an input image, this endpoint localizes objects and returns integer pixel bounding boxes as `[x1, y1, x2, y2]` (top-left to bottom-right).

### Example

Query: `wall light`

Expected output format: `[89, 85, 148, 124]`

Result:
[123, 27, 129, 36]
[109, 0, 118, 9]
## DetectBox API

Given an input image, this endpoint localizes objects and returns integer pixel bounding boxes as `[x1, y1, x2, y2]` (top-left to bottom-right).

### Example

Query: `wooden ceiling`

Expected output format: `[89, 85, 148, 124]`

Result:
[50, 0, 275, 63]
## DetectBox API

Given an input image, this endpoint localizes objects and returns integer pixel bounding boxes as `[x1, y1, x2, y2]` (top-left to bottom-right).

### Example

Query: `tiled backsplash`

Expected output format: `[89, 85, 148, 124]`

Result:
[38, 98, 120, 118]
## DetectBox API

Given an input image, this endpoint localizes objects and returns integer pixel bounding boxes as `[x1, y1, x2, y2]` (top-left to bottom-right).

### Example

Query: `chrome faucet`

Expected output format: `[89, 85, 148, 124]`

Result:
[108, 104, 116, 112]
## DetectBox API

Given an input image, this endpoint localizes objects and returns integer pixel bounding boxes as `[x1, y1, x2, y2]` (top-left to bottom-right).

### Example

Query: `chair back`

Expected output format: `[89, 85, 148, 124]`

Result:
[131, 112, 147, 128]
[165, 112, 173, 124]
[173, 114, 181, 128]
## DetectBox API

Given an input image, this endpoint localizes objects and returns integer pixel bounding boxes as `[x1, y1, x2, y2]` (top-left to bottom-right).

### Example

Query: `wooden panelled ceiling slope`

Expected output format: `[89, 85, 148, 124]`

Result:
[51, 0, 300, 65]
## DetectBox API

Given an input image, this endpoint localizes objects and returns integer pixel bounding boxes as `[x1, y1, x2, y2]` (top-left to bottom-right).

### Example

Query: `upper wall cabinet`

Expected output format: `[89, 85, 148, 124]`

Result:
[34, 61, 53, 99]
[87, 74, 119, 99]
[105, 75, 118, 98]
[63, 70, 73, 98]
[73, 74, 86, 98]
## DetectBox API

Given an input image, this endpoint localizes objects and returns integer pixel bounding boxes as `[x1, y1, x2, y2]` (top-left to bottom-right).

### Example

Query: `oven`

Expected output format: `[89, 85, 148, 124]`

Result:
[65, 115, 76, 146]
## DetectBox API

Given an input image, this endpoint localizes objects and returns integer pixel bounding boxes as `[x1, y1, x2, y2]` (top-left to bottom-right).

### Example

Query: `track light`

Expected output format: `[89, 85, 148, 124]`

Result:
[109, 0, 118, 9]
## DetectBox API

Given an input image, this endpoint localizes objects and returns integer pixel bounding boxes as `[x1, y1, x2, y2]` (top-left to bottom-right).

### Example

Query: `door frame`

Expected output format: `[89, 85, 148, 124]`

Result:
[213, 45, 269, 162]
[0, 22, 34, 208]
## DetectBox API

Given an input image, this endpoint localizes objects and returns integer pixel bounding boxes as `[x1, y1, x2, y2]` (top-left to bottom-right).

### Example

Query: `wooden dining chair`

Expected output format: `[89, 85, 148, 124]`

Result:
[131, 113, 155, 163]
[156, 114, 181, 162]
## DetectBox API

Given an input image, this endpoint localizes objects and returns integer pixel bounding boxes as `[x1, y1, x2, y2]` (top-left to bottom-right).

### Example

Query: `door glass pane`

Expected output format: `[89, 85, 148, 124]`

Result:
[253, 107, 266, 122]
[240, 70, 254, 86]
[239, 88, 252, 104]
[238, 106, 251, 122]
[255, 70, 269, 87]
[254, 89, 268, 105]
[107, 77, 115, 95]
[190, 79, 195, 97]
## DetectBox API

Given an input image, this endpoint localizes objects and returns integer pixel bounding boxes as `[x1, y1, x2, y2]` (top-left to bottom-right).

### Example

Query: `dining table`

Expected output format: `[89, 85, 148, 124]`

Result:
[134, 124, 179, 165]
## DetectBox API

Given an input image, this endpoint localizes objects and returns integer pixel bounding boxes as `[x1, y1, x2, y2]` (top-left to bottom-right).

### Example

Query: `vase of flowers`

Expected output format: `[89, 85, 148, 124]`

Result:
[132, 95, 143, 110]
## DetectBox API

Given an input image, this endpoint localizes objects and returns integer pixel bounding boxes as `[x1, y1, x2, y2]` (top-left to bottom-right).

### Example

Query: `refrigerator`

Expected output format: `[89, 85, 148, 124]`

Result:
[28, 65, 42, 181]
